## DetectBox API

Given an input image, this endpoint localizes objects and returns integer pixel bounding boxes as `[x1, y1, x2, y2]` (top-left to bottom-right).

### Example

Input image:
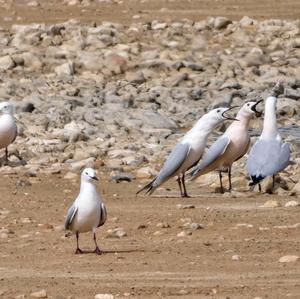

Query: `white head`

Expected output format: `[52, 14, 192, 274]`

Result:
[205, 107, 239, 124]
[237, 100, 263, 119]
[0, 102, 14, 115]
[81, 167, 99, 183]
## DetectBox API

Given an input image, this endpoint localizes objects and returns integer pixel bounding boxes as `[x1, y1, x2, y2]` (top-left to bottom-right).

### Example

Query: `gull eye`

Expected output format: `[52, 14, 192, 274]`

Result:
[216, 109, 221, 113]
[247, 103, 250, 106]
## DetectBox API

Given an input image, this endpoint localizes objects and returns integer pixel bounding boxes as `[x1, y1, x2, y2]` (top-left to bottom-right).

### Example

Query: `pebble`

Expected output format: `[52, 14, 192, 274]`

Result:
[278, 255, 299, 263]
[176, 204, 195, 210]
[106, 228, 127, 238]
[259, 200, 281, 208]
[232, 254, 241, 261]
[30, 289, 47, 298]
[95, 294, 114, 299]
[177, 231, 192, 237]
[284, 200, 299, 207]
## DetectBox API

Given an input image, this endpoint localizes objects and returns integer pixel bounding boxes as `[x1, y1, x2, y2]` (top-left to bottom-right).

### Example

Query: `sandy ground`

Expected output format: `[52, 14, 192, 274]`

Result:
[0, 0, 300, 298]
[0, 0, 299, 28]
[0, 172, 299, 298]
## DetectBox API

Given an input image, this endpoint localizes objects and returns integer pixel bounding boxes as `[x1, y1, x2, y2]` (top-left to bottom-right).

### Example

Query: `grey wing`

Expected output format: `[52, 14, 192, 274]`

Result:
[64, 204, 78, 230]
[98, 202, 107, 227]
[189, 136, 230, 178]
[154, 142, 191, 186]
[11, 124, 17, 143]
[247, 139, 290, 177]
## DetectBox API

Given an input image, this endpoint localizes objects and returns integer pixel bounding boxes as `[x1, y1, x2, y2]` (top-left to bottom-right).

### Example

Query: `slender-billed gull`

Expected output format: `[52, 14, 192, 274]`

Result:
[0, 102, 17, 164]
[137, 107, 238, 197]
[247, 96, 290, 191]
[189, 101, 262, 193]
[65, 168, 107, 254]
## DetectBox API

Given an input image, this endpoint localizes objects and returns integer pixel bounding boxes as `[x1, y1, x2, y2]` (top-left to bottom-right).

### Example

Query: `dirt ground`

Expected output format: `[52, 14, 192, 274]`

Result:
[0, 171, 299, 298]
[0, 0, 300, 298]
[0, 0, 299, 28]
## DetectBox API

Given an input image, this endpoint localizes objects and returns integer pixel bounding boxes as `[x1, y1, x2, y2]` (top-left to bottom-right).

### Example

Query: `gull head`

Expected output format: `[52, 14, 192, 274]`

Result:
[0, 102, 14, 115]
[81, 167, 99, 183]
[208, 107, 239, 123]
[241, 100, 263, 117]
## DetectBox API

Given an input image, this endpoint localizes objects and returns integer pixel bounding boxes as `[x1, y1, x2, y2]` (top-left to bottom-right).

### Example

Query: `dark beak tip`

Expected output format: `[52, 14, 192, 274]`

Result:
[93, 176, 99, 181]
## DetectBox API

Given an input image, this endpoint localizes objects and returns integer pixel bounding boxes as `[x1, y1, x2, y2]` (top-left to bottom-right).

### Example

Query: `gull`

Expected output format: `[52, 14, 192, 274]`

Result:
[65, 168, 107, 255]
[0, 102, 17, 164]
[247, 96, 290, 191]
[189, 101, 262, 193]
[136, 107, 238, 197]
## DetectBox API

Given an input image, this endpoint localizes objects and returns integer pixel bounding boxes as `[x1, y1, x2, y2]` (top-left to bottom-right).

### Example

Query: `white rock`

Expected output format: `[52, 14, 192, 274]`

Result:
[232, 254, 241, 261]
[30, 289, 47, 298]
[0, 55, 15, 70]
[279, 255, 299, 263]
[55, 61, 74, 76]
[285, 200, 299, 207]
[259, 200, 281, 208]
[95, 294, 114, 299]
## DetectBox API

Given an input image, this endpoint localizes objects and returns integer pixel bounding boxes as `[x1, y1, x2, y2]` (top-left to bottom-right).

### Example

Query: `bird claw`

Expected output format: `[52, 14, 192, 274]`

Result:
[94, 247, 102, 255]
[75, 248, 83, 254]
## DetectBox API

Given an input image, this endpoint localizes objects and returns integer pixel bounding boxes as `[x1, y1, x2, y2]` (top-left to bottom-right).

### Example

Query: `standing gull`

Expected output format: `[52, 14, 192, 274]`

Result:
[136, 107, 238, 197]
[189, 101, 262, 193]
[247, 96, 290, 191]
[65, 168, 107, 255]
[0, 102, 17, 164]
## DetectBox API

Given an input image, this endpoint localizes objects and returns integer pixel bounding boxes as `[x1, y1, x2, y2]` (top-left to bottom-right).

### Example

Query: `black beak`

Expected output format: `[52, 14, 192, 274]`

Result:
[221, 106, 239, 121]
[91, 176, 99, 181]
[251, 100, 263, 116]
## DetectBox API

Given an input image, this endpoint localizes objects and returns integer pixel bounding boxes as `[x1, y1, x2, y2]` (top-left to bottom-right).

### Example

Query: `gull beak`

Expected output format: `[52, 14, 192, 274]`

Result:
[221, 106, 239, 121]
[91, 175, 99, 181]
[251, 100, 263, 116]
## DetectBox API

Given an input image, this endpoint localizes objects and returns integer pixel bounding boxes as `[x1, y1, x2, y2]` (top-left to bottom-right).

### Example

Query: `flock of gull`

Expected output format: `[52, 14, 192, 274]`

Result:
[0, 91, 291, 254]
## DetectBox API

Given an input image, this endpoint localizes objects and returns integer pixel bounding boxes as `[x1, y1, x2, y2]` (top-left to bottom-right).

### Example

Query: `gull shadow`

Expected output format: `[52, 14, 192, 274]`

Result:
[73, 248, 144, 255]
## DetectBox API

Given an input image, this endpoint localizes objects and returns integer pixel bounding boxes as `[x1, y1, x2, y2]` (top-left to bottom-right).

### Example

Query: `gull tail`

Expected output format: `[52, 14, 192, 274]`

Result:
[249, 175, 264, 186]
[136, 178, 157, 195]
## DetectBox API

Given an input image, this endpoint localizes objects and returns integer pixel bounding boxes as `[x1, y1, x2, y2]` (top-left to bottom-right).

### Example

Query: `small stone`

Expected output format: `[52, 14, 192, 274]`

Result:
[110, 172, 135, 183]
[136, 167, 156, 179]
[259, 200, 281, 208]
[279, 255, 299, 263]
[156, 222, 170, 228]
[15, 295, 26, 299]
[95, 294, 114, 299]
[153, 230, 164, 236]
[177, 231, 192, 237]
[214, 17, 232, 29]
[106, 228, 127, 238]
[232, 254, 241, 261]
[63, 172, 78, 180]
[30, 289, 47, 298]
[284, 201, 299, 207]
[0, 55, 15, 70]
[183, 222, 204, 230]
[176, 204, 195, 209]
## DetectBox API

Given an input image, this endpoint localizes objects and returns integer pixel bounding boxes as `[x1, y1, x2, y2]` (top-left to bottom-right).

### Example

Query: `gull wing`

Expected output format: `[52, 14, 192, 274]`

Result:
[189, 136, 230, 178]
[136, 142, 191, 194]
[247, 139, 290, 178]
[64, 204, 78, 230]
[98, 202, 107, 227]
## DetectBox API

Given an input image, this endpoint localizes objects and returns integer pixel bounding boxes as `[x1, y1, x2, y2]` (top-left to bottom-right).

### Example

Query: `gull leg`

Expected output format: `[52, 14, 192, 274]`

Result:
[182, 173, 190, 198]
[176, 176, 184, 198]
[258, 183, 262, 193]
[228, 167, 232, 191]
[75, 232, 83, 254]
[272, 175, 275, 188]
[4, 147, 8, 165]
[219, 170, 224, 193]
[93, 232, 102, 255]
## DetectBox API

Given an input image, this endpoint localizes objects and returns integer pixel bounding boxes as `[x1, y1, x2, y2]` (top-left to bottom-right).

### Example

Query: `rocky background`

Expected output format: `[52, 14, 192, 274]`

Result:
[0, 11, 299, 194]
